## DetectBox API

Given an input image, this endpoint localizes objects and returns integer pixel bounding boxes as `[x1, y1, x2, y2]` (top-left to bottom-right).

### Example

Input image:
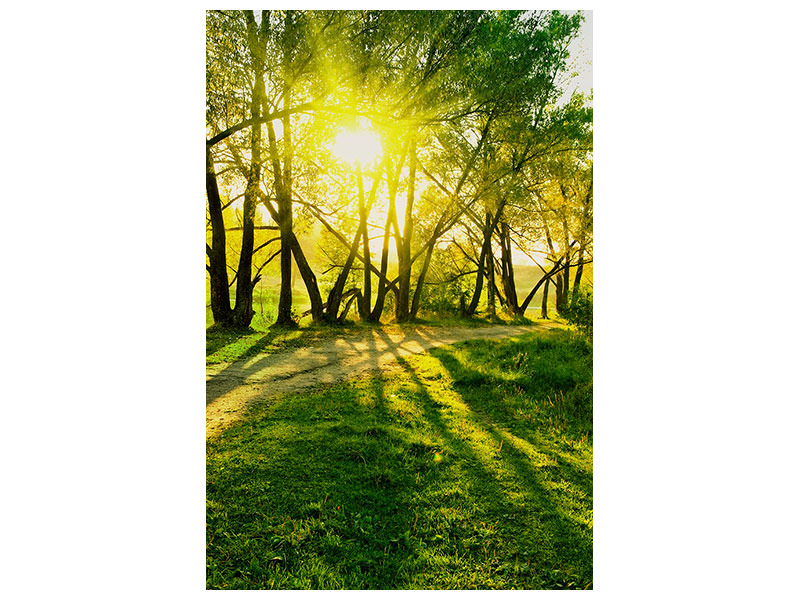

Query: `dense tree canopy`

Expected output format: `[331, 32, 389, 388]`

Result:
[206, 10, 592, 328]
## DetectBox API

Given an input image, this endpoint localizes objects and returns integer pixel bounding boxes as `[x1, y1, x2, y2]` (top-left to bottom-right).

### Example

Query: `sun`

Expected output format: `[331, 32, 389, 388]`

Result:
[330, 129, 382, 166]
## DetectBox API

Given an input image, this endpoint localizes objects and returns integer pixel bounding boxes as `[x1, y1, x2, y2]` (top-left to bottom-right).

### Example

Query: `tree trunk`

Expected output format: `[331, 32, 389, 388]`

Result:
[572, 245, 585, 301]
[275, 195, 294, 325]
[338, 289, 362, 324]
[395, 133, 416, 322]
[232, 11, 274, 329]
[555, 218, 570, 314]
[486, 227, 496, 320]
[553, 273, 563, 314]
[517, 252, 572, 314]
[410, 242, 435, 319]
[275, 90, 295, 326]
[258, 190, 325, 324]
[556, 263, 570, 314]
[499, 221, 518, 314]
[232, 17, 265, 328]
[466, 212, 492, 316]
[370, 163, 400, 321]
[358, 167, 372, 320]
[288, 233, 325, 322]
[540, 276, 549, 319]
[232, 183, 257, 327]
[324, 231, 359, 321]
[370, 208, 393, 322]
[324, 162, 384, 321]
[465, 198, 509, 317]
[206, 148, 233, 326]
[264, 116, 294, 327]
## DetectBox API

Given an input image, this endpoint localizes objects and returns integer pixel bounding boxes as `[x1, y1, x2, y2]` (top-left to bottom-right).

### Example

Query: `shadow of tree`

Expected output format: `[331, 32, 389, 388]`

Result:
[206, 331, 592, 590]
[392, 355, 593, 589]
[429, 346, 593, 496]
[207, 326, 294, 359]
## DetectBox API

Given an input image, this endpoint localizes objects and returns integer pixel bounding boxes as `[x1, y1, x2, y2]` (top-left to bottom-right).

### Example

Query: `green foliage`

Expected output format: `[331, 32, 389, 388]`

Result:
[207, 330, 592, 589]
[562, 290, 592, 341]
[418, 278, 468, 317]
[207, 9, 592, 330]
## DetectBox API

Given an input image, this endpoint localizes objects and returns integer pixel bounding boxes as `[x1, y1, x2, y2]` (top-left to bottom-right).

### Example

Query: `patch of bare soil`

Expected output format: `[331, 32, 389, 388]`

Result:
[206, 322, 558, 438]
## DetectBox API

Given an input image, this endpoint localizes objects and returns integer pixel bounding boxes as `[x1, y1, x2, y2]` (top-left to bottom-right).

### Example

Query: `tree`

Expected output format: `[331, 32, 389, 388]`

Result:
[206, 10, 592, 328]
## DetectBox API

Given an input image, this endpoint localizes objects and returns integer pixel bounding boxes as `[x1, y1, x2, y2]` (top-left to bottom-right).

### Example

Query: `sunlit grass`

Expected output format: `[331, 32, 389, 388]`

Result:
[206, 292, 567, 366]
[207, 329, 592, 589]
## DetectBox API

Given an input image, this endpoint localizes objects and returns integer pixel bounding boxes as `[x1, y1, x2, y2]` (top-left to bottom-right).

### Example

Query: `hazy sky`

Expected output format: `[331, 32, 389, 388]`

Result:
[562, 10, 593, 101]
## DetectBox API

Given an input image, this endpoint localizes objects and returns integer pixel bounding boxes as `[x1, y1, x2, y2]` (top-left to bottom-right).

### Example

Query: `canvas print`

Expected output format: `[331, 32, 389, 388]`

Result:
[206, 9, 592, 589]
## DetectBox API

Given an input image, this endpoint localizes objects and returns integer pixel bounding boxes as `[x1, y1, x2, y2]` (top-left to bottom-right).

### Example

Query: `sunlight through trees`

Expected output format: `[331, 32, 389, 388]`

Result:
[206, 10, 592, 329]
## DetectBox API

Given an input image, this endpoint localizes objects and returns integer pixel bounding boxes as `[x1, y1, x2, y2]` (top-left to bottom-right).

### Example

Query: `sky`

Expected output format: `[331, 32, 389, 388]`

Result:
[562, 10, 593, 102]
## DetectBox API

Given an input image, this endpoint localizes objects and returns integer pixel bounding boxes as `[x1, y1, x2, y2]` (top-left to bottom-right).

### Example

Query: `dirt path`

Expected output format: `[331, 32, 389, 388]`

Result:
[207, 322, 558, 438]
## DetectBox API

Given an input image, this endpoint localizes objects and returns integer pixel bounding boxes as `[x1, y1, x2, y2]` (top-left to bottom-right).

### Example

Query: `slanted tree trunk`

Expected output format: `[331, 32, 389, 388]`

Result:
[409, 242, 434, 319]
[517, 249, 574, 315]
[369, 216, 391, 323]
[338, 289, 362, 323]
[324, 161, 385, 321]
[206, 148, 233, 326]
[257, 188, 325, 323]
[370, 193, 395, 321]
[499, 221, 519, 314]
[323, 199, 361, 320]
[232, 178, 258, 327]
[466, 211, 492, 316]
[572, 244, 585, 301]
[324, 231, 359, 321]
[465, 196, 509, 317]
[288, 233, 324, 321]
[409, 118, 494, 320]
[553, 272, 563, 313]
[492, 257, 507, 308]
[372, 150, 406, 321]
[557, 259, 570, 313]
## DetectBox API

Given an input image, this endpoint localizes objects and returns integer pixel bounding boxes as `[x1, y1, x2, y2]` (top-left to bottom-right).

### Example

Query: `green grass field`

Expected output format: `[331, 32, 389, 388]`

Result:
[207, 329, 592, 589]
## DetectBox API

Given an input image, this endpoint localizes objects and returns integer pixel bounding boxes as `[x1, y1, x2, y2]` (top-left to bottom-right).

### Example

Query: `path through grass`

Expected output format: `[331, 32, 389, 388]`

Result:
[206, 329, 592, 589]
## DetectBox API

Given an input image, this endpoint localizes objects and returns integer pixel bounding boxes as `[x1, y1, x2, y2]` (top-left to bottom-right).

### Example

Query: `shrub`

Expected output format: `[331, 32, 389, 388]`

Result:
[419, 278, 468, 317]
[563, 289, 593, 341]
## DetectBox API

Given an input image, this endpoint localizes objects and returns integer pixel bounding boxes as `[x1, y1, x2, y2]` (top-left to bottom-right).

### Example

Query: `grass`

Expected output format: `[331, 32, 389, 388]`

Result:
[207, 287, 564, 367]
[207, 329, 592, 589]
[206, 325, 310, 365]
[206, 314, 561, 366]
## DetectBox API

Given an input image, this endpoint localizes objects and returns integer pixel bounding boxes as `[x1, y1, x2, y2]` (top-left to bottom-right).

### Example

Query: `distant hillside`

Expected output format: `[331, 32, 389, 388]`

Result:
[512, 263, 593, 312]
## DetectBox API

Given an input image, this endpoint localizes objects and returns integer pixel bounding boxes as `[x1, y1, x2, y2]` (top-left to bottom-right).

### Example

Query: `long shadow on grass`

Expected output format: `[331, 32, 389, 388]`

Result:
[390, 356, 593, 589]
[207, 387, 421, 588]
[428, 346, 593, 499]
[206, 328, 326, 406]
[207, 333, 421, 589]
[206, 327, 288, 360]
[207, 325, 420, 410]
[207, 337, 591, 589]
